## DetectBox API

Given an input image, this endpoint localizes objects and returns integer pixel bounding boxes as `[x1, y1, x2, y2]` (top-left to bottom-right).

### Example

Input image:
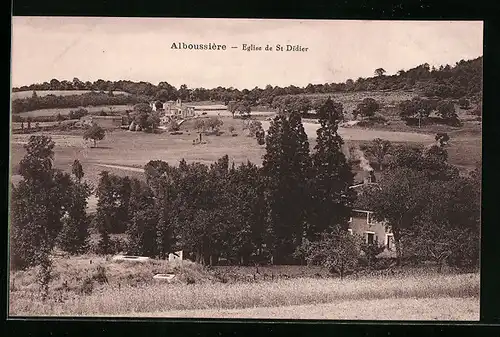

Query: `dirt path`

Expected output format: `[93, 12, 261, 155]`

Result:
[126, 297, 479, 321]
[92, 163, 144, 172]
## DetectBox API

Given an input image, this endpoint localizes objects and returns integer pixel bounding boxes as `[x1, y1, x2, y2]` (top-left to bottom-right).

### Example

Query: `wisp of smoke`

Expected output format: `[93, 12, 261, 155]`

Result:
[354, 148, 373, 172]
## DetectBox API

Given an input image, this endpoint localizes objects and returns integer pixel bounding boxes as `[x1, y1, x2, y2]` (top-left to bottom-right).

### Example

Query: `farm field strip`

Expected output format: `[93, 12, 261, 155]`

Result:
[15, 105, 133, 118]
[9, 123, 481, 189]
[9, 271, 479, 317]
[12, 90, 130, 99]
[93, 163, 145, 172]
[127, 297, 479, 320]
[261, 121, 436, 142]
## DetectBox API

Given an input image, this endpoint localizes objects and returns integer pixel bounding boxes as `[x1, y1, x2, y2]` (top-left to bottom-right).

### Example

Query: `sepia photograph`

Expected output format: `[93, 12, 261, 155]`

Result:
[9, 17, 482, 320]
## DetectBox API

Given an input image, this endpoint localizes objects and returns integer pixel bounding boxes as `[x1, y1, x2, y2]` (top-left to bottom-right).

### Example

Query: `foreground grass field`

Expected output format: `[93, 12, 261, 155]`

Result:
[134, 297, 479, 320]
[9, 255, 479, 319]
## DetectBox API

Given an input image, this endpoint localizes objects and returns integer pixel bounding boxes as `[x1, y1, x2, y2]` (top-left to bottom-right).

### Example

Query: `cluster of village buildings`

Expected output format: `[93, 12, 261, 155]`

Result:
[79, 99, 228, 129]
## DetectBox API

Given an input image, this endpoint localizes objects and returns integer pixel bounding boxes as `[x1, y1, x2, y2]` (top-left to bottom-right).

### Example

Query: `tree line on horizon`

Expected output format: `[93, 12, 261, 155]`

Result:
[11, 56, 482, 115]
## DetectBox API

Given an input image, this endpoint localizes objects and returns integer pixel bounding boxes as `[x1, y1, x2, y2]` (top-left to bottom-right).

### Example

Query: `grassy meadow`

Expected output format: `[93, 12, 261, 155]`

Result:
[9, 254, 479, 319]
[303, 90, 416, 113]
[10, 114, 481, 190]
[142, 297, 479, 320]
[12, 90, 130, 100]
[15, 104, 133, 118]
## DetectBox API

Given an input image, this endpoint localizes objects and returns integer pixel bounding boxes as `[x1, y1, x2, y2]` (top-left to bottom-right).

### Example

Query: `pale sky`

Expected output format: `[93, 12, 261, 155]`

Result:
[11, 17, 483, 90]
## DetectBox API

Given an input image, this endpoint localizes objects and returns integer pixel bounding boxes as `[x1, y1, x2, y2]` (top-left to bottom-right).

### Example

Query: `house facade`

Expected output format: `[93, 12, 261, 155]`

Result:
[348, 209, 395, 253]
[347, 180, 396, 257]
[151, 99, 196, 119]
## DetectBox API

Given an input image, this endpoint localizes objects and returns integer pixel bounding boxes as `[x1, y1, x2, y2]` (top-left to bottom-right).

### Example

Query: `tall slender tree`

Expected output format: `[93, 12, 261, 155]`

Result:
[57, 164, 92, 254]
[71, 159, 84, 182]
[262, 112, 311, 264]
[10, 136, 72, 299]
[126, 179, 158, 256]
[308, 98, 355, 240]
[94, 171, 113, 254]
[144, 160, 179, 259]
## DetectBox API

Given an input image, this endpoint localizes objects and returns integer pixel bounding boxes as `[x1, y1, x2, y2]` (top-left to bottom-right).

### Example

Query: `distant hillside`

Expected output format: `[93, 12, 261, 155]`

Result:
[11, 56, 482, 113]
[11, 90, 129, 100]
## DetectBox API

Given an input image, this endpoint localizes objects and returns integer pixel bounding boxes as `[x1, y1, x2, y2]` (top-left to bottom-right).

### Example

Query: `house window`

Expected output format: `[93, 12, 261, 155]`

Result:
[386, 234, 394, 251]
[365, 231, 375, 245]
[367, 212, 373, 225]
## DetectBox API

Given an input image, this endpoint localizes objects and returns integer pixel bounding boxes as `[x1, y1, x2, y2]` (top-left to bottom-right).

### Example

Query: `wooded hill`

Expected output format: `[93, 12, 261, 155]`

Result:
[11, 56, 482, 114]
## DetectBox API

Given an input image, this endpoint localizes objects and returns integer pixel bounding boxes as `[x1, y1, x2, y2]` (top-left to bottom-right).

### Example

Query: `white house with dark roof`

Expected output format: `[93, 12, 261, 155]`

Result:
[347, 181, 396, 257]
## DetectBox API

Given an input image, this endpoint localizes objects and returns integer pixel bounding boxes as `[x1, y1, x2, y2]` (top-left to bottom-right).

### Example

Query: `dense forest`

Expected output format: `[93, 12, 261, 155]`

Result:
[11, 57, 482, 114]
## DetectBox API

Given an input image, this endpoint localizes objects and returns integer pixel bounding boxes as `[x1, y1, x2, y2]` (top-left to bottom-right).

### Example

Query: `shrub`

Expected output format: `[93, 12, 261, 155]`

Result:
[168, 119, 180, 132]
[359, 242, 386, 269]
[300, 230, 361, 279]
[56, 113, 67, 121]
[12, 115, 23, 122]
[109, 237, 127, 254]
[194, 119, 206, 133]
[69, 108, 89, 120]
[458, 98, 471, 109]
[92, 265, 109, 284]
[470, 106, 482, 116]
[245, 120, 263, 137]
[353, 98, 381, 119]
[80, 277, 94, 295]
[256, 128, 265, 145]
[205, 117, 223, 132]
[436, 100, 458, 120]
[83, 124, 106, 147]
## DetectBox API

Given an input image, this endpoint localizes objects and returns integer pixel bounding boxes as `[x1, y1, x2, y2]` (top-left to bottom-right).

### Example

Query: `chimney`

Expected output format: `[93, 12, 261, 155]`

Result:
[364, 169, 375, 184]
[369, 170, 376, 183]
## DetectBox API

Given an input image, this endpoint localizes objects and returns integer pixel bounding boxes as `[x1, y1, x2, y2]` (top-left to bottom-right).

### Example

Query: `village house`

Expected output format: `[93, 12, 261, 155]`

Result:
[150, 99, 196, 119]
[347, 172, 396, 257]
[348, 209, 395, 254]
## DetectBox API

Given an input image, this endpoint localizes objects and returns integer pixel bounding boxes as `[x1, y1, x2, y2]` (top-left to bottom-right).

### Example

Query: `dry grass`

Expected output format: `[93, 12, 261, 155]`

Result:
[9, 256, 479, 317]
[133, 297, 479, 320]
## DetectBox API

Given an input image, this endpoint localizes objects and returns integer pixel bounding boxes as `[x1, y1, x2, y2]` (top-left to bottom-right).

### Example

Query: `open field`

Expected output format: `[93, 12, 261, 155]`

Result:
[296, 90, 418, 116]
[9, 253, 479, 319]
[15, 105, 133, 118]
[9, 116, 481, 188]
[130, 297, 479, 320]
[11, 119, 80, 130]
[12, 90, 130, 100]
[261, 120, 436, 143]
